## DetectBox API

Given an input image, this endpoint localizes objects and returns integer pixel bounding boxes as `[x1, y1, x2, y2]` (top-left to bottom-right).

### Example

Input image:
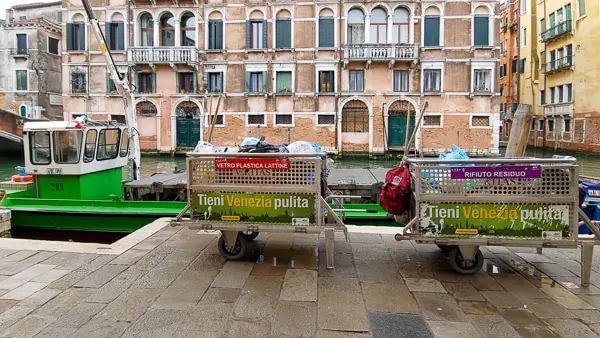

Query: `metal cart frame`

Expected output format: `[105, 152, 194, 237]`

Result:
[395, 157, 599, 284]
[171, 152, 347, 268]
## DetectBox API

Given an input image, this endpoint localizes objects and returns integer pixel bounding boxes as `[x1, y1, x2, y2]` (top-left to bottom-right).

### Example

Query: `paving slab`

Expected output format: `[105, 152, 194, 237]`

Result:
[132, 261, 189, 289]
[93, 287, 162, 323]
[232, 293, 277, 320]
[318, 277, 362, 293]
[0, 300, 18, 314]
[318, 253, 357, 278]
[1, 264, 55, 290]
[318, 290, 369, 332]
[458, 301, 499, 315]
[413, 293, 467, 322]
[548, 318, 598, 338]
[223, 319, 271, 338]
[72, 318, 130, 338]
[121, 309, 188, 338]
[0, 282, 48, 301]
[352, 244, 392, 261]
[0, 305, 36, 331]
[242, 275, 282, 297]
[498, 308, 544, 327]
[0, 314, 54, 338]
[40, 253, 97, 271]
[152, 269, 218, 310]
[443, 283, 486, 301]
[541, 287, 595, 310]
[355, 261, 403, 284]
[494, 274, 550, 300]
[74, 264, 128, 288]
[178, 301, 233, 334]
[362, 283, 418, 314]
[211, 261, 253, 289]
[368, 312, 433, 338]
[0, 251, 38, 264]
[110, 249, 151, 266]
[200, 288, 240, 303]
[315, 330, 372, 338]
[525, 298, 576, 319]
[53, 302, 106, 329]
[572, 309, 600, 324]
[405, 278, 447, 293]
[468, 314, 521, 338]
[0, 252, 57, 276]
[480, 290, 524, 309]
[86, 267, 145, 304]
[427, 320, 481, 338]
[280, 269, 317, 302]
[32, 327, 77, 338]
[31, 270, 70, 284]
[13, 287, 61, 307]
[513, 326, 562, 338]
[188, 253, 226, 271]
[35, 288, 95, 317]
[272, 301, 317, 337]
[467, 273, 505, 291]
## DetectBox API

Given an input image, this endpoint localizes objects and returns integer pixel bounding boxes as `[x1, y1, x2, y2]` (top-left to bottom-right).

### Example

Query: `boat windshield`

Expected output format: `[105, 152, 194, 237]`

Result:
[53, 130, 83, 164]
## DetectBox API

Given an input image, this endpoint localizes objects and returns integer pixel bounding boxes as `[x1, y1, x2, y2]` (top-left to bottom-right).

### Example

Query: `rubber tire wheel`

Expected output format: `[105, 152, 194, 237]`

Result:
[239, 231, 259, 241]
[218, 235, 247, 260]
[449, 247, 484, 275]
[437, 244, 453, 253]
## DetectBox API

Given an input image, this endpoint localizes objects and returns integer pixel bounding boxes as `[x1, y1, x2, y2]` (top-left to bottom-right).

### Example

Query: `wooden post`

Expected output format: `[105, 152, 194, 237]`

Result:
[505, 104, 533, 158]
[403, 102, 428, 159]
[404, 104, 411, 150]
[207, 95, 222, 143]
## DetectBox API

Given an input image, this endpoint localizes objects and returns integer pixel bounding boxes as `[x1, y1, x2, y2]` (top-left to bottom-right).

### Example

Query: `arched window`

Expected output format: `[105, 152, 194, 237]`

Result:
[347, 8, 365, 44]
[424, 7, 441, 47]
[474, 6, 490, 46]
[393, 8, 409, 44]
[180, 12, 196, 46]
[247, 10, 266, 49]
[208, 11, 223, 50]
[318, 8, 335, 48]
[106, 12, 124, 50]
[140, 13, 153, 46]
[342, 100, 369, 133]
[370, 8, 387, 43]
[276, 10, 292, 49]
[160, 13, 175, 46]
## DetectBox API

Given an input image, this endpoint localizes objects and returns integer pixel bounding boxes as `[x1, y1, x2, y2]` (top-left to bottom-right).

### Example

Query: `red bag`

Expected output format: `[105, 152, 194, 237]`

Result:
[379, 165, 411, 215]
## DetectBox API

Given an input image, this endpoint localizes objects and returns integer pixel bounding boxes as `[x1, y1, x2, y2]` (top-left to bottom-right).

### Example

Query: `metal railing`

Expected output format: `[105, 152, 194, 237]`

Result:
[10, 48, 28, 56]
[540, 20, 572, 42]
[542, 55, 573, 73]
[128, 47, 198, 63]
[342, 44, 419, 60]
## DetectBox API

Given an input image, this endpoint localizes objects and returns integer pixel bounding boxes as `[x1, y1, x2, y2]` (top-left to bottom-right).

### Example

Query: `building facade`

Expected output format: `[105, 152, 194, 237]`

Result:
[0, 2, 63, 120]
[516, 0, 600, 151]
[62, 0, 500, 155]
[498, 0, 519, 142]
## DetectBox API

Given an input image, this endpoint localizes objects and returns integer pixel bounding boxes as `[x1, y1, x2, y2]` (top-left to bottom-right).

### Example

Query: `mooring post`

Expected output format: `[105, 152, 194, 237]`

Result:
[581, 242, 594, 287]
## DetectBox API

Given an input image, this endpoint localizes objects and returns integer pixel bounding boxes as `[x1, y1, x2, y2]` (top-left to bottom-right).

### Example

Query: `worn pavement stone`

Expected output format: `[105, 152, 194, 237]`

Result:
[94, 287, 162, 323]
[318, 277, 361, 293]
[280, 269, 317, 302]
[32, 327, 77, 338]
[0, 251, 38, 264]
[548, 318, 598, 338]
[458, 301, 499, 315]
[413, 293, 466, 322]
[152, 269, 217, 310]
[201, 288, 240, 303]
[272, 301, 316, 337]
[498, 308, 544, 327]
[368, 312, 433, 338]
[86, 267, 145, 304]
[0, 252, 57, 276]
[0, 300, 18, 314]
[525, 298, 576, 319]
[110, 249, 150, 266]
[211, 261, 253, 289]
[48, 255, 115, 290]
[0, 314, 54, 338]
[178, 301, 233, 334]
[1, 282, 48, 301]
[121, 309, 188, 338]
[223, 319, 271, 338]
[188, 253, 226, 271]
[31, 270, 70, 284]
[1, 264, 55, 290]
[35, 288, 95, 317]
[513, 326, 562, 338]
[318, 290, 369, 332]
[53, 302, 106, 328]
[362, 283, 418, 314]
[355, 261, 403, 284]
[72, 318, 130, 338]
[495, 275, 549, 300]
[468, 315, 521, 338]
[572, 309, 600, 324]
[443, 283, 486, 301]
[318, 253, 356, 278]
[0, 306, 36, 331]
[315, 330, 371, 338]
[232, 293, 277, 320]
[541, 287, 595, 310]
[40, 253, 96, 271]
[405, 279, 447, 293]
[480, 291, 524, 309]
[132, 261, 189, 289]
[242, 276, 282, 297]
[352, 244, 392, 261]
[74, 264, 128, 289]
[427, 320, 481, 338]
[467, 273, 505, 291]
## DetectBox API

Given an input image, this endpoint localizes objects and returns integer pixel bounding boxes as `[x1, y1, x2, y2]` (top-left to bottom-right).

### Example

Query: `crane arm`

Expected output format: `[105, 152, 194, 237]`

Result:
[81, 0, 141, 180]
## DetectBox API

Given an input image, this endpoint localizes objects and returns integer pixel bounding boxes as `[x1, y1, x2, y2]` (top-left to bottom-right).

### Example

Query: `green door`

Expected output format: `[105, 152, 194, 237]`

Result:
[388, 114, 415, 148]
[176, 118, 200, 147]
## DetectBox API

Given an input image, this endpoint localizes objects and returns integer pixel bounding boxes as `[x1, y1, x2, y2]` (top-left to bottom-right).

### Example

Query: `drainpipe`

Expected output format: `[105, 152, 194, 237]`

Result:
[336, 0, 342, 154]
[542, 0, 548, 149]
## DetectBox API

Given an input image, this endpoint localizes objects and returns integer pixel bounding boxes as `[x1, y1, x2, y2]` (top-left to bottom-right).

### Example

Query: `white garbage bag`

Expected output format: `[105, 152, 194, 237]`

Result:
[287, 141, 317, 153]
[193, 141, 218, 153]
[241, 137, 259, 146]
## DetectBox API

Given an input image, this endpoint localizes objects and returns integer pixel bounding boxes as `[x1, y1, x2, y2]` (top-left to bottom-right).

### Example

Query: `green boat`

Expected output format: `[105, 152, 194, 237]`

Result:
[1, 121, 394, 233]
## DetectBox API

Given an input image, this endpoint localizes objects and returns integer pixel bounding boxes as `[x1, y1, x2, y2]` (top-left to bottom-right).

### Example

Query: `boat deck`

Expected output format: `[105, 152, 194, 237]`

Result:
[0, 219, 597, 337]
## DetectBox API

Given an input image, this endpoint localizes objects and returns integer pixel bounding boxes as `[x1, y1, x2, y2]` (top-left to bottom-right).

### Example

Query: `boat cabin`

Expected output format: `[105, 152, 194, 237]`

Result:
[22, 120, 129, 200]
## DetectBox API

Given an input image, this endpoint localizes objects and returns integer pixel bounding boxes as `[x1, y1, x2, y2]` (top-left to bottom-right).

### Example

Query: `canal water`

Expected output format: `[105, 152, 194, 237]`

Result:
[2, 147, 600, 181]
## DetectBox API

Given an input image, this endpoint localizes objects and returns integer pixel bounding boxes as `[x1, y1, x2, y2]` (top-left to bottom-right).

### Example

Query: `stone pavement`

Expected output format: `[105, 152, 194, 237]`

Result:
[0, 225, 600, 337]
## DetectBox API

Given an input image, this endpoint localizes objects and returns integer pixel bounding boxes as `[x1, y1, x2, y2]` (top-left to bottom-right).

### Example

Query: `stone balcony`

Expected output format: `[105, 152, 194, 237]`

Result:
[544, 102, 573, 116]
[128, 47, 198, 68]
[341, 44, 419, 67]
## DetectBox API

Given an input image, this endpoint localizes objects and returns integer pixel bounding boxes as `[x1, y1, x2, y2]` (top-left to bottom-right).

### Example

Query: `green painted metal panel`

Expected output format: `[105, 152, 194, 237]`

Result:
[36, 168, 122, 200]
[388, 115, 415, 147]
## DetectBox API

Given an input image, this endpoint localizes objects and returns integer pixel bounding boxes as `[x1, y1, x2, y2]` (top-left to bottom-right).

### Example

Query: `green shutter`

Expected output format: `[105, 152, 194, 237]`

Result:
[216, 21, 223, 49]
[578, 0, 585, 17]
[246, 21, 251, 49]
[319, 18, 334, 48]
[245, 72, 250, 92]
[77, 23, 85, 50]
[66, 23, 73, 50]
[105, 22, 112, 49]
[540, 19, 546, 32]
[176, 72, 180, 93]
[276, 19, 291, 48]
[117, 23, 125, 50]
[474, 16, 489, 46]
[549, 13, 556, 28]
[424, 16, 440, 47]
[261, 71, 267, 92]
[262, 20, 268, 48]
[208, 21, 215, 49]
[329, 71, 335, 92]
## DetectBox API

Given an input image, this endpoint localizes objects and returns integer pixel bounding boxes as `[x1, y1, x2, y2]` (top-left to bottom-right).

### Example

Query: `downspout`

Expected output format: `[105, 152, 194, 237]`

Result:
[542, 0, 548, 149]
[336, 0, 342, 154]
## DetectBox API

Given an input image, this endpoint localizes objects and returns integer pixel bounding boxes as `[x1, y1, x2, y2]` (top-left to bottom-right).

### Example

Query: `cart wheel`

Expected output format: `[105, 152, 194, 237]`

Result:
[218, 236, 247, 260]
[239, 231, 259, 241]
[449, 247, 484, 275]
[437, 244, 453, 253]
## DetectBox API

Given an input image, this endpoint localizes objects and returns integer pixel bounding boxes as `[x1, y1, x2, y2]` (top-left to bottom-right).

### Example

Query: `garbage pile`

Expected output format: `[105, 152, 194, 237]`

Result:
[192, 137, 323, 154]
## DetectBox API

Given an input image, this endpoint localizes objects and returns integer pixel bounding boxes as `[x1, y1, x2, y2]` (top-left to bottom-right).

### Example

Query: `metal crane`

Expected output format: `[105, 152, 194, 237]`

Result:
[81, 0, 141, 180]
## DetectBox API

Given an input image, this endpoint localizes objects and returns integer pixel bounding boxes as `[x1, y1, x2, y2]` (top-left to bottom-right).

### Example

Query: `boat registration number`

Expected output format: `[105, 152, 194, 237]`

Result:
[46, 168, 63, 175]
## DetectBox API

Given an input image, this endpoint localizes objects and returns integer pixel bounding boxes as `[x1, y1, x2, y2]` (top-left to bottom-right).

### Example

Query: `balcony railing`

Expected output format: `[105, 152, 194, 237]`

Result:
[540, 20, 572, 42]
[128, 47, 198, 64]
[542, 55, 573, 74]
[10, 48, 29, 58]
[342, 44, 419, 61]
[473, 83, 492, 94]
[544, 102, 573, 116]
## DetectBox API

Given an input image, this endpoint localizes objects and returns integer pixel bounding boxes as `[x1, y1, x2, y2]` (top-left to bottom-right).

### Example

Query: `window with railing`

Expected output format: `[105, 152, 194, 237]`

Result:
[71, 71, 87, 94]
[207, 72, 223, 93]
[541, 20, 572, 41]
[473, 69, 492, 93]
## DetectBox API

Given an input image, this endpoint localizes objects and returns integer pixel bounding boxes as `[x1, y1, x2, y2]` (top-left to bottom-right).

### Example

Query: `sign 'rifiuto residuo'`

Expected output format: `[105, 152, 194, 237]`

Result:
[420, 203, 571, 239]
[450, 165, 542, 179]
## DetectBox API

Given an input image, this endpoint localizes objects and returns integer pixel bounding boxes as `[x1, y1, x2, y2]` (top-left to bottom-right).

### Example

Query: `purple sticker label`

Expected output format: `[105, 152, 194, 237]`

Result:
[450, 166, 542, 180]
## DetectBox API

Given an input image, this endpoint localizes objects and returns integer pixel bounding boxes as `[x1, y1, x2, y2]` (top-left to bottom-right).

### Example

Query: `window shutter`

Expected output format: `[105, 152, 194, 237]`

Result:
[262, 20, 268, 48]
[105, 22, 112, 49]
[245, 72, 250, 92]
[66, 23, 73, 50]
[474, 16, 489, 46]
[216, 21, 223, 49]
[276, 19, 291, 48]
[77, 23, 85, 50]
[152, 72, 156, 93]
[424, 16, 440, 47]
[319, 18, 334, 47]
[117, 22, 125, 50]
[246, 21, 251, 49]
[261, 71, 267, 92]
[329, 71, 335, 92]
[176, 72, 180, 93]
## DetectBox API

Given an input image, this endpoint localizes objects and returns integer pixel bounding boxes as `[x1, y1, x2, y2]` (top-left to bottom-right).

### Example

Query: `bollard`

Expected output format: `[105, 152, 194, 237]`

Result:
[0, 209, 10, 233]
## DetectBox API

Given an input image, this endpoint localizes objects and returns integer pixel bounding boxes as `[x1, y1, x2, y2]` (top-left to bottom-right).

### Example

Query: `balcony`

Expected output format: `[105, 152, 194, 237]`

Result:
[542, 56, 573, 74]
[540, 20, 572, 42]
[128, 47, 198, 66]
[342, 44, 419, 67]
[544, 102, 573, 116]
[10, 48, 29, 58]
